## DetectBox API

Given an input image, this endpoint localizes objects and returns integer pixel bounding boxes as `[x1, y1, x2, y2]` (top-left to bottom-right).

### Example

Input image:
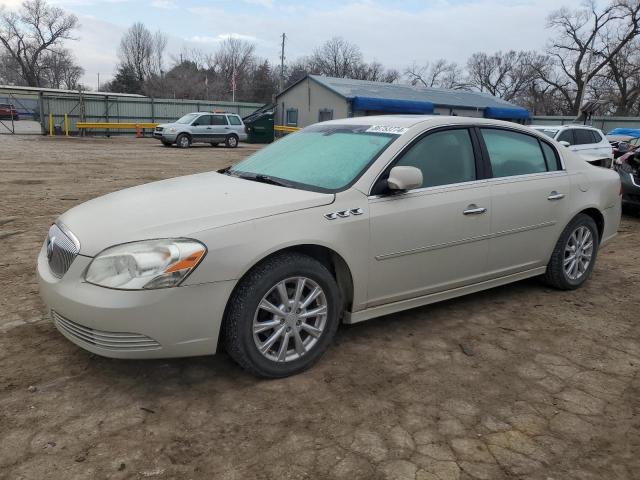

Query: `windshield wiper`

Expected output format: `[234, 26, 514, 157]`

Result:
[231, 171, 293, 188]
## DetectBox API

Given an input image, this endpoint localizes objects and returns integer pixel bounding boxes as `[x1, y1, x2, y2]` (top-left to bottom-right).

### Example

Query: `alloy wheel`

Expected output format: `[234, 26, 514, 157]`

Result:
[252, 277, 328, 362]
[564, 225, 594, 281]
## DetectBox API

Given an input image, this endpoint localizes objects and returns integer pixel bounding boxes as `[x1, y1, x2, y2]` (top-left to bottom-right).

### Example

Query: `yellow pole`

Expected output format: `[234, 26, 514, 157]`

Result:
[49, 112, 53, 137]
[64, 113, 69, 136]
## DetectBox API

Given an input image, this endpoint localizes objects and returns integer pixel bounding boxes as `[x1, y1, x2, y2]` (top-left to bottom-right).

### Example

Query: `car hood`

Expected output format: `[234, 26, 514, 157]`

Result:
[58, 172, 335, 256]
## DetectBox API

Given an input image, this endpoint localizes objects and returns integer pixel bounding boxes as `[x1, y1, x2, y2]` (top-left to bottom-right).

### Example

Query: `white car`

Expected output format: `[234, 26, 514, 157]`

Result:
[38, 116, 621, 377]
[529, 125, 613, 168]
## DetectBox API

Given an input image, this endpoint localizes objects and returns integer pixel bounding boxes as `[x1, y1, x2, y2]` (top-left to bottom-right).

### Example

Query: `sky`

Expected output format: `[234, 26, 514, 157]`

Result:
[0, 0, 586, 90]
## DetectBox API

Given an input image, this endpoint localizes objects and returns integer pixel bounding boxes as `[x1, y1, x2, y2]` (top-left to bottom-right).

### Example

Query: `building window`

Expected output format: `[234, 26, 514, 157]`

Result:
[319, 109, 333, 122]
[286, 108, 298, 126]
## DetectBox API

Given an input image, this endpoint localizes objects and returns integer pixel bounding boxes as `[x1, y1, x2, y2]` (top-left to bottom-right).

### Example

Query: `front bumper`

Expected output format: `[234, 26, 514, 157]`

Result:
[37, 244, 235, 359]
[153, 131, 177, 142]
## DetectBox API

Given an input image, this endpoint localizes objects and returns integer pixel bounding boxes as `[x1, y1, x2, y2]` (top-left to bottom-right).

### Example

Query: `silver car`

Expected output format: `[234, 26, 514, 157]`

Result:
[38, 116, 621, 378]
[153, 112, 248, 148]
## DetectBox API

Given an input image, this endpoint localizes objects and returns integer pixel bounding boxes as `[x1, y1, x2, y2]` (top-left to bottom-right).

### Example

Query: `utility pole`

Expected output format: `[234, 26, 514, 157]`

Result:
[97, 73, 100, 91]
[279, 32, 286, 93]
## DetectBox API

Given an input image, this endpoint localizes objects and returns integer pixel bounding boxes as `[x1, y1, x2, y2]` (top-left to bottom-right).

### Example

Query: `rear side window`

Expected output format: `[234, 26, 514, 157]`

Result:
[574, 129, 595, 145]
[481, 129, 547, 177]
[211, 115, 228, 125]
[395, 129, 476, 188]
[557, 129, 574, 144]
[590, 130, 603, 142]
[228, 115, 242, 125]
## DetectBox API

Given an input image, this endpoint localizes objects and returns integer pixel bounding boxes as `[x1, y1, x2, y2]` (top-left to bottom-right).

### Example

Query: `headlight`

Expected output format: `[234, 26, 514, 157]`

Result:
[85, 239, 206, 290]
[169, 127, 177, 132]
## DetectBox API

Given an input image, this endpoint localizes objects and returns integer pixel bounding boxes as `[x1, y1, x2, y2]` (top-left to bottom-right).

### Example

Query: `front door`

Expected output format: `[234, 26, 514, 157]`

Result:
[191, 114, 213, 142]
[367, 128, 491, 307]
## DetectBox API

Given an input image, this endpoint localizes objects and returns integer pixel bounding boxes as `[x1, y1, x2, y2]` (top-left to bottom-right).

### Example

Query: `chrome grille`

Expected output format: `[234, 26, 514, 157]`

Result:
[52, 311, 161, 351]
[46, 223, 80, 277]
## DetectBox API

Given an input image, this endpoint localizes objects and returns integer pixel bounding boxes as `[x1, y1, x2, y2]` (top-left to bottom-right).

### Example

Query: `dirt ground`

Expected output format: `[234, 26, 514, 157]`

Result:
[1, 134, 639, 480]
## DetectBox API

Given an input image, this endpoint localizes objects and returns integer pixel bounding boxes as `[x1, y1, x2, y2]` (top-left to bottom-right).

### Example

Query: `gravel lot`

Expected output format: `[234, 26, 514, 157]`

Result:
[1, 134, 639, 480]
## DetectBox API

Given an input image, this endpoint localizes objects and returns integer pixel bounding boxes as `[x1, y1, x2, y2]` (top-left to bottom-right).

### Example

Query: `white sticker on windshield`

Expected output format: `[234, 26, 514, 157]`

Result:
[365, 125, 408, 135]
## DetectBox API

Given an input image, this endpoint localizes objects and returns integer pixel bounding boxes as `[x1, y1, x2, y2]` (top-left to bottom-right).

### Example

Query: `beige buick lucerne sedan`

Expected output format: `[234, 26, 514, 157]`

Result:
[38, 116, 621, 377]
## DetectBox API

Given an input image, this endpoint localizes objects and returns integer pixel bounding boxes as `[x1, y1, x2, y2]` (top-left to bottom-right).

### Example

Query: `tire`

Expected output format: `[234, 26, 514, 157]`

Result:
[544, 213, 599, 290]
[223, 252, 340, 378]
[176, 134, 191, 149]
[225, 134, 239, 148]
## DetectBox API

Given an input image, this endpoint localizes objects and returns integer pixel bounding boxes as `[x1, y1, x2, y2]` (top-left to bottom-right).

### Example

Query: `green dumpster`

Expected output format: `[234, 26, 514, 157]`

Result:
[243, 109, 274, 144]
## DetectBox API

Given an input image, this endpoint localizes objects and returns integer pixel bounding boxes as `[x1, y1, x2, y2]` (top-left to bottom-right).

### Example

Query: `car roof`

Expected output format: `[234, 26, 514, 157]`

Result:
[319, 115, 529, 130]
[529, 124, 602, 132]
[190, 111, 238, 116]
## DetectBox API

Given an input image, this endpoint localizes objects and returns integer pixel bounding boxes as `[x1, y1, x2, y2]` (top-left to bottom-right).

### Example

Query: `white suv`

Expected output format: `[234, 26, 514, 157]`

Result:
[529, 125, 613, 168]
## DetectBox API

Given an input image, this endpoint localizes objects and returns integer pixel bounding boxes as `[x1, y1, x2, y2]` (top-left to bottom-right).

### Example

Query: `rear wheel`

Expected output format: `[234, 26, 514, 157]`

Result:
[225, 134, 239, 148]
[544, 214, 599, 290]
[176, 134, 191, 149]
[223, 252, 340, 378]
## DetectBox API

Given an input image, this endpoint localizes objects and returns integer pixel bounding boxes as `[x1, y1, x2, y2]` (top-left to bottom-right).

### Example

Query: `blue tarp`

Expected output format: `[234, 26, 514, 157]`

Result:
[607, 128, 640, 138]
[484, 106, 530, 120]
[351, 96, 434, 114]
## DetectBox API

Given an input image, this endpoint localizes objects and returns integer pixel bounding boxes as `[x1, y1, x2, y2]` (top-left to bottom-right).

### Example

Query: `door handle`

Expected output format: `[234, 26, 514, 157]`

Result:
[463, 205, 487, 215]
[224, 127, 230, 129]
[206, 127, 212, 130]
[547, 192, 565, 201]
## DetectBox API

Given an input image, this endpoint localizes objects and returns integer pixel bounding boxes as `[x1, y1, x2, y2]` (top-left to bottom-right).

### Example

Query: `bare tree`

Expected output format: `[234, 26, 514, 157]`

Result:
[308, 37, 363, 78]
[118, 22, 166, 83]
[39, 48, 84, 89]
[0, 0, 78, 86]
[541, 0, 640, 115]
[212, 37, 256, 100]
[599, 37, 640, 114]
[466, 51, 545, 101]
[405, 59, 468, 89]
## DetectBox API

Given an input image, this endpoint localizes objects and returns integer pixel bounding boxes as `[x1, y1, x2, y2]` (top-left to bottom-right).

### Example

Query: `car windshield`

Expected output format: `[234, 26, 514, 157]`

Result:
[229, 124, 399, 191]
[531, 127, 558, 138]
[175, 113, 199, 124]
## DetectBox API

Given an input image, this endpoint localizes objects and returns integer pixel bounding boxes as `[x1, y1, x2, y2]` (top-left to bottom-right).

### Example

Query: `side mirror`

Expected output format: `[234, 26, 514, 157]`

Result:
[559, 140, 571, 147]
[387, 166, 423, 191]
[192, 122, 200, 127]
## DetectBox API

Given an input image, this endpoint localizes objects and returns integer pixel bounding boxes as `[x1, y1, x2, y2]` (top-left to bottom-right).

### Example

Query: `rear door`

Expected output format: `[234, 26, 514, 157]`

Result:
[210, 114, 229, 141]
[478, 128, 570, 277]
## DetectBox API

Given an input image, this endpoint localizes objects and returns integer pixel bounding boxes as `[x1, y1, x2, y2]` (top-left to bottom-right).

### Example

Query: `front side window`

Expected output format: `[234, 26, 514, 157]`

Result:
[286, 109, 298, 126]
[176, 113, 199, 124]
[230, 124, 397, 191]
[395, 129, 477, 188]
[557, 129, 574, 144]
[193, 115, 211, 126]
[211, 115, 228, 126]
[228, 115, 242, 125]
[481, 129, 547, 177]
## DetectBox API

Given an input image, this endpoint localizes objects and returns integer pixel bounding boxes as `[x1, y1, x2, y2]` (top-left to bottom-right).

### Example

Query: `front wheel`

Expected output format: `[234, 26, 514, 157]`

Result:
[223, 252, 340, 378]
[176, 134, 191, 149]
[544, 214, 599, 290]
[225, 134, 238, 148]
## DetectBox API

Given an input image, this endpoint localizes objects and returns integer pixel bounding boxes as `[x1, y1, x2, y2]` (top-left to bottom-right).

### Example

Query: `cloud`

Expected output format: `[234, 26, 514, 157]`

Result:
[150, 0, 176, 9]
[189, 33, 259, 44]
